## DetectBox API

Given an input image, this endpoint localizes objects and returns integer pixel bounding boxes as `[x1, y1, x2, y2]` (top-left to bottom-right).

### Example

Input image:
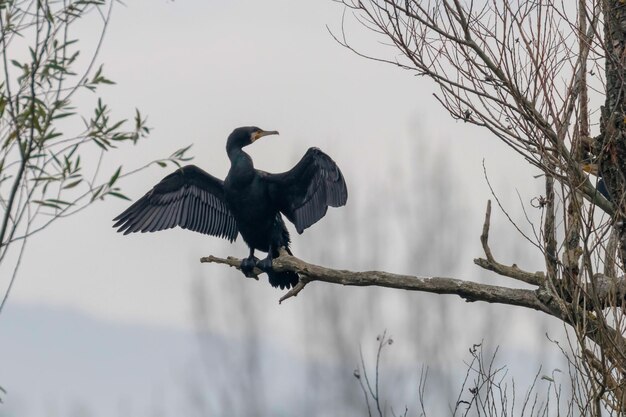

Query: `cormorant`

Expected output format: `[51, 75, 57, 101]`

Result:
[113, 126, 348, 289]
[582, 162, 611, 200]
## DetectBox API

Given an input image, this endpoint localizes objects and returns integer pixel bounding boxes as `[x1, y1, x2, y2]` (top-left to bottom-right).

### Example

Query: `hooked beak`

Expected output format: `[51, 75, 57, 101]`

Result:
[252, 130, 279, 142]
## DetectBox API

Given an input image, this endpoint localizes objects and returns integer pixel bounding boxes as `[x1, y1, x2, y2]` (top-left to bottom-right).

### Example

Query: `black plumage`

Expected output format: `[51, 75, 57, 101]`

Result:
[113, 126, 348, 289]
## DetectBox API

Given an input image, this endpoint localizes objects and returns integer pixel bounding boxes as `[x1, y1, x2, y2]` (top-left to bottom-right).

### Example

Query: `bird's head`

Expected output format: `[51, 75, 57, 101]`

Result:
[227, 126, 279, 150]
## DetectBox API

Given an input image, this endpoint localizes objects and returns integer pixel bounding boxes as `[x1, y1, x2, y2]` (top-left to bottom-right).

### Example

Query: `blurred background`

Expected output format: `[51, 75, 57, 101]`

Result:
[0, 1, 570, 416]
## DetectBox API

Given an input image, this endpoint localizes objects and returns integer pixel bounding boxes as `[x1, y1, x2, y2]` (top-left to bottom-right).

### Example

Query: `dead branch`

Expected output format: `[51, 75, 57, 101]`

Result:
[199, 254, 626, 308]
[474, 200, 545, 286]
[544, 173, 558, 280]
[202, 253, 550, 310]
[199, 255, 262, 280]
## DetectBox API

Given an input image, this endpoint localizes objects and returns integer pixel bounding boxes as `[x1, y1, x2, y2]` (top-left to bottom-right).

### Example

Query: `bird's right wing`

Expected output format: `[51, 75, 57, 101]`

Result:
[113, 165, 238, 242]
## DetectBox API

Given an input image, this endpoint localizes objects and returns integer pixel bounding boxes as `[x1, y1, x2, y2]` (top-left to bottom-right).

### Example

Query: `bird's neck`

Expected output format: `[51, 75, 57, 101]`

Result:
[227, 145, 252, 164]
[226, 146, 254, 182]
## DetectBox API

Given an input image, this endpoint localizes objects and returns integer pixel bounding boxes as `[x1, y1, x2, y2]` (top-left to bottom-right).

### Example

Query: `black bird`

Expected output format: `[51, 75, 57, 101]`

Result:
[581, 162, 611, 201]
[113, 126, 348, 289]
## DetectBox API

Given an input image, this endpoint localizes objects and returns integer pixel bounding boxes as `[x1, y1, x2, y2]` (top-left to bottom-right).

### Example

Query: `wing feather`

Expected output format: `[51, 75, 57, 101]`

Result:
[167, 198, 182, 230]
[123, 202, 149, 233]
[156, 201, 174, 231]
[113, 165, 238, 242]
[265, 147, 347, 234]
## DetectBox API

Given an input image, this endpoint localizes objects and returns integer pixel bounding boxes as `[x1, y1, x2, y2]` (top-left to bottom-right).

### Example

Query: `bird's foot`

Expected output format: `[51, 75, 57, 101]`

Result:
[240, 256, 258, 278]
[256, 256, 273, 272]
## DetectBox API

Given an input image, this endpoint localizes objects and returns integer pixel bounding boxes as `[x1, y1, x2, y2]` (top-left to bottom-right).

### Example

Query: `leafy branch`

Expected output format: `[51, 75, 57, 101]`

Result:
[0, 0, 192, 314]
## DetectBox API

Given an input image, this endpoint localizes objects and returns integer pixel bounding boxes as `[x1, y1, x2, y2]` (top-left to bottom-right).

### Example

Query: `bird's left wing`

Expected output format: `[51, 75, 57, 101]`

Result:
[265, 147, 347, 234]
[113, 165, 238, 241]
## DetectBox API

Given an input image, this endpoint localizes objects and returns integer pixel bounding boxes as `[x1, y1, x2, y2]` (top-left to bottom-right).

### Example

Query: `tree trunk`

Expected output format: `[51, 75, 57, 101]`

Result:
[601, 1, 626, 265]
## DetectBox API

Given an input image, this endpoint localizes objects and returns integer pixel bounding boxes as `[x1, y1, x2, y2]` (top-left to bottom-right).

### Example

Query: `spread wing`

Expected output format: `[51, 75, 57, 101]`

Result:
[265, 147, 347, 234]
[113, 165, 238, 242]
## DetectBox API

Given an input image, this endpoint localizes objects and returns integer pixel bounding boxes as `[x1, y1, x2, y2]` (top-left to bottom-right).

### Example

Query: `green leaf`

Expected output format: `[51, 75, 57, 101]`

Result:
[108, 166, 121, 186]
[91, 138, 108, 150]
[91, 185, 104, 202]
[106, 119, 125, 134]
[33, 200, 62, 210]
[42, 131, 63, 141]
[92, 64, 103, 80]
[62, 179, 82, 189]
[45, 6, 54, 23]
[2, 130, 17, 149]
[107, 191, 131, 201]
[51, 153, 62, 169]
[91, 65, 116, 86]
[56, 39, 78, 51]
[46, 198, 73, 206]
[173, 144, 193, 158]
[51, 111, 75, 120]
[66, 144, 79, 159]
[31, 176, 59, 182]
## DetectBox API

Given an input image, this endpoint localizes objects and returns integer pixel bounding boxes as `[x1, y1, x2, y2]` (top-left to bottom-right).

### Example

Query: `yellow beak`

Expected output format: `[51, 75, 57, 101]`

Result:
[582, 163, 599, 176]
[252, 130, 279, 142]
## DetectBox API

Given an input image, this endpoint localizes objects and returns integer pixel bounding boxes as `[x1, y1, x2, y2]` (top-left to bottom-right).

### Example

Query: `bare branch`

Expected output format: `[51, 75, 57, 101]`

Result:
[202, 253, 549, 311]
[199, 255, 261, 280]
[473, 200, 545, 286]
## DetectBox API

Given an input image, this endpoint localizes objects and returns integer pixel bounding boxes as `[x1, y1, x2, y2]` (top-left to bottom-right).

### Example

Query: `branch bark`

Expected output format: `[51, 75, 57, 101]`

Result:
[201, 254, 550, 310]
[600, 0, 626, 264]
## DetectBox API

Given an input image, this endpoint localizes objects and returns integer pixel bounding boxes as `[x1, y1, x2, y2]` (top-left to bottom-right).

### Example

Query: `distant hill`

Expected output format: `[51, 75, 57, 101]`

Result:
[0, 303, 362, 417]
[0, 303, 201, 416]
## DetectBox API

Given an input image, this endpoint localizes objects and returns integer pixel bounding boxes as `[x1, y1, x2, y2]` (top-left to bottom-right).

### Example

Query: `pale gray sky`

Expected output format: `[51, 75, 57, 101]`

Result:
[0, 1, 563, 416]
[8, 0, 541, 331]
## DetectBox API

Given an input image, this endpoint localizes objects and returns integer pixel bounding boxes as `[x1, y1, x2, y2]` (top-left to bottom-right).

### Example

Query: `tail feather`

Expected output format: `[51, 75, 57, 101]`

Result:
[267, 269, 299, 289]
[267, 246, 299, 289]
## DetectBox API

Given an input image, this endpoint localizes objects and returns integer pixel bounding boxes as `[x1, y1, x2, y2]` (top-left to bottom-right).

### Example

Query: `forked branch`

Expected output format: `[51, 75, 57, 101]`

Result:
[473, 200, 545, 286]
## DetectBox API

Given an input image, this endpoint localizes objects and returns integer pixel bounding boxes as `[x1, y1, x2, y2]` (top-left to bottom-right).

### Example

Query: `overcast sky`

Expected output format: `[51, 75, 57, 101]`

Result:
[4, 0, 542, 329]
[0, 1, 561, 416]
